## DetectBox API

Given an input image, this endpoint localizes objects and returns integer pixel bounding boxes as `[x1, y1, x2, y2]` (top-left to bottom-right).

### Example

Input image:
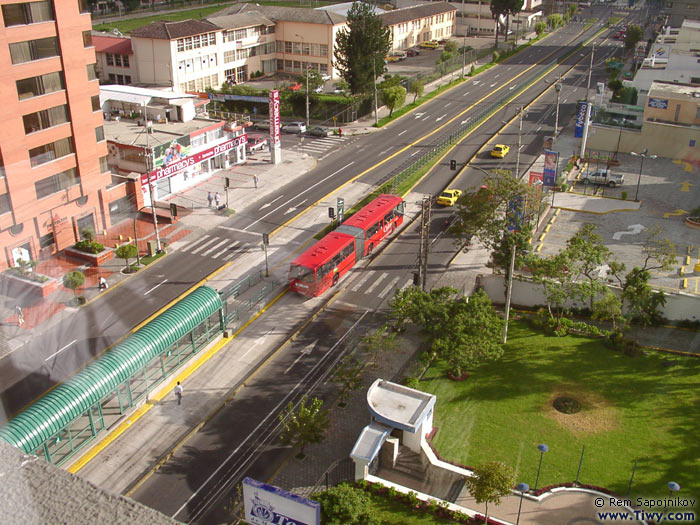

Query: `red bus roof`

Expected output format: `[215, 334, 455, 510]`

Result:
[342, 194, 402, 231]
[291, 232, 355, 270]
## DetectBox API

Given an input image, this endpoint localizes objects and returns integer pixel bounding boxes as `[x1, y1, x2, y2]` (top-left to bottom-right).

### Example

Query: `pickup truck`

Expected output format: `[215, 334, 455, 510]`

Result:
[581, 169, 624, 187]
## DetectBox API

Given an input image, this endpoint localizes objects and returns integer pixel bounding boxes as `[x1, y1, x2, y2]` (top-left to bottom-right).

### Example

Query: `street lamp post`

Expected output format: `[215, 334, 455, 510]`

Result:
[554, 78, 562, 136]
[516, 482, 529, 525]
[534, 443, 549, 490]
[630, 148, 657, 202]
[515, 107, 525, 179]
[372, 56, 379, 126]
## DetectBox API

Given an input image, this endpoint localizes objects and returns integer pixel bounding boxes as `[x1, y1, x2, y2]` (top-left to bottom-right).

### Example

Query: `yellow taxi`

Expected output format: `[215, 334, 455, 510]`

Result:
[419, 40, 440, 49]
[437, 189, 463, 206]
[491, 144, 510, 158]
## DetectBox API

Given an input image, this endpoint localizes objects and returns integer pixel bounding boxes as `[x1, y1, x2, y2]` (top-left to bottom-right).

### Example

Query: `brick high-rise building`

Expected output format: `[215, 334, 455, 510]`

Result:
[0, 0, 111, 269]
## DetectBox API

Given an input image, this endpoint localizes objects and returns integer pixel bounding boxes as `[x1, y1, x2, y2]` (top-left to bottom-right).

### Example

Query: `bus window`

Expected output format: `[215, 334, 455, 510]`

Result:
[367, 222, 379, 238]
[291, 264, 314, 282]
[384, 210, 394, 224]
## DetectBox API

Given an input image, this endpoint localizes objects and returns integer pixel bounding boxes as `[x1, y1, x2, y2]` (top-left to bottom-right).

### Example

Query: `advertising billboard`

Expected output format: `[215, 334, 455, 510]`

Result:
[647, 97, 668, 109]
[243, 477, 320, 525]
[269, 90, 281, 147]
[142, 135, 247, 187]
[574, 101, 587, 138]
[543, 150, 559, 187]
[152, 135, 191, 169]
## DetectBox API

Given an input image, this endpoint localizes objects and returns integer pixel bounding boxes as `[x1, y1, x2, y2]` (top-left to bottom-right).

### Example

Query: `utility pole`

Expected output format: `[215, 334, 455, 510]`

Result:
[554, 75, 562, 136]
[461, 0, 467, 77]
[296, 34, 310, 128]
[417, 196, 431, 290]
[143, 102, 161, 253]
[585, 45, 595, 102]
[502, 235, 516, 343]
[372, 56, 379, 126]
[515, 107, 525, 179]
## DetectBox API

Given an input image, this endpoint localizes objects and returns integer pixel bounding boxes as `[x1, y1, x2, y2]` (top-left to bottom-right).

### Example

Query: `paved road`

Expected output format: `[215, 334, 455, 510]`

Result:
[0, 14, 618, 425]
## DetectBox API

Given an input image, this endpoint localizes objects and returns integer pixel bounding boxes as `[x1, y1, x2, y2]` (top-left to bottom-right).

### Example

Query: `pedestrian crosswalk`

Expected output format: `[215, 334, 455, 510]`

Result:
[348, 270, 413, 299]
[179, 234, 251, 260]
[295, 136, 350, 157]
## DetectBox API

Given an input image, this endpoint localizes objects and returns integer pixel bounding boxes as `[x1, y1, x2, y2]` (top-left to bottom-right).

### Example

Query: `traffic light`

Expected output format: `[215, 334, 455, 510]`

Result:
[262, 233, 269, 246]
[170, 203, 178, 218]
[328, 207, 335, 219]
[450, 159, 457, 170]
[225, 177, 231, 188]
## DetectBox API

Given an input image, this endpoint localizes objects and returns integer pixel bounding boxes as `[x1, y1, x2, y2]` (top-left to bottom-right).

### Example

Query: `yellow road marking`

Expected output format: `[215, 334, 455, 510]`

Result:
[536, 244, 543, 252]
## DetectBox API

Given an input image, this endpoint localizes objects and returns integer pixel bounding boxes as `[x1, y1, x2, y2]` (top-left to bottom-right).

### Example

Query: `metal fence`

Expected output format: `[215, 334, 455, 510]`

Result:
[219, 269, 281, 332]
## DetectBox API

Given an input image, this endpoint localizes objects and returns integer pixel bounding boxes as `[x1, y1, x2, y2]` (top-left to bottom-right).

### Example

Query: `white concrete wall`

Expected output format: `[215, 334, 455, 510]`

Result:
[478, 273, 700, 322]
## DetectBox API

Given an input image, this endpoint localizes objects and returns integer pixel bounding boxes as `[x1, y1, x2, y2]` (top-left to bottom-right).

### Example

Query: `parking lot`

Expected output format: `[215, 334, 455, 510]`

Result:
[538, 154, 700, 295]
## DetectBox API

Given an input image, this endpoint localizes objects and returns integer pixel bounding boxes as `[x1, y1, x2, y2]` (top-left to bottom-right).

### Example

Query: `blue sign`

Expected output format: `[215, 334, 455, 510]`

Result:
[543, 150, 559, 187]
[208, 93, 269, 103]
[507, 196, 523, 232]
[574, 102, 588, 138]
[243, 477, 320, 525]
[647, 97, 668, 109]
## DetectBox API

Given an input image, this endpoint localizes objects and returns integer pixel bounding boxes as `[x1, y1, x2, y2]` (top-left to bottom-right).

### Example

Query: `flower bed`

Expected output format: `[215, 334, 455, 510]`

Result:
[1, 271, 57, 299]
[65, 246, 114, 266]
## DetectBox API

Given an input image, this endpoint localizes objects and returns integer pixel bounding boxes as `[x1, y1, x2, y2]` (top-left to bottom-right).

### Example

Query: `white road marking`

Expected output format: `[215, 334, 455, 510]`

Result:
[245, 163, 354, 230]
[201, 238, 229, 256]
[462, 91, 469, 97]
[180, 234, 210, 252]
[211, 242, 238, 259]
[190, 237, 219, 254]
[144, 279, 168, 296]
[398, 130, 408, 136]
[284, 198, 308, 215]
[222, 243, 247, 260]
[509, 84, 518, 90]
[45, 339, 76, 361]
[400, 278, 413, 291]
[350, 270, 374, 292]
[378, 147, 392, 155]
[536, 126, 542, 132]
[444, 102, 452, 107]
[259, 195, 284, 210]
[218, 226, 260, 237]
[490, 82, 497, 87]
[410, 150, 420, 157]
[365, 272, 388, 294]
[436, 113, 447, 121]
[377, 276, 401, 299]
[284, 339, 318, 374]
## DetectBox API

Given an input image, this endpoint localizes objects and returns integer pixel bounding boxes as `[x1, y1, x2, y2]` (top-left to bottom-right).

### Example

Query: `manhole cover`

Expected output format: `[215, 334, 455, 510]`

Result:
[553, 396, 581, 414]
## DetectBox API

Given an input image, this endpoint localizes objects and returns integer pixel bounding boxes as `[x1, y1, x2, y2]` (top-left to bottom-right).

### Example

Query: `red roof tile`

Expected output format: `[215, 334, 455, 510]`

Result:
[92, 35, 133, 55]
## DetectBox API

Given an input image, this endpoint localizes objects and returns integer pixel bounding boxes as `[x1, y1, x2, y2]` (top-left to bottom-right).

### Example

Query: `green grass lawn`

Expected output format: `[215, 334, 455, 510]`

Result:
[417, 321, 700, 499]
[366, 492, 455, 524]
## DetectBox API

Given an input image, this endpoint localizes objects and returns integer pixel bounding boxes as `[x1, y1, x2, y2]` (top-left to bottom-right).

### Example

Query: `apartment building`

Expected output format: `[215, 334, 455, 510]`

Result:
[92, 31, 135, 85]
[0, 0, 112, 267]
[378, 2, 457, 50]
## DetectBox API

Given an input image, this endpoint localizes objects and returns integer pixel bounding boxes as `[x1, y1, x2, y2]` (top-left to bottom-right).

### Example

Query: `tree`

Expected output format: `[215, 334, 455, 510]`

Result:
[564, 224, 612, 309]
[380, 85, 406, 116]
[81, 227, 96, 242]
[624, 25, 643, 52]
[408, 78, 424, 102]
[279, 396, 330, 458]
[535, 20, 546, 36]
[63, 271, 85, 298]
[334, 2, 391, 95]
[314, 483, 378, 525]
[300, 70, 324, 93]
[547, 14, 564, 29]
[621, 267, 666, 326]
[490, 0, 508, 47]
[116, 243, 138, 272]
[640, 225, 677, 272]
[432, 290, 505, 377]
[389, 286, 456, 338]
[592, 291, 625, 333]
[333, 356, 364, 406]
[360, 324, 399, 367]
[464, 461, 515, 523]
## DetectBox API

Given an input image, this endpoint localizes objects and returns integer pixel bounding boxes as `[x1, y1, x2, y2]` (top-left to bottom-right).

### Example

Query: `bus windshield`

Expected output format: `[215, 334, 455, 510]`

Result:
[290, 264, 314, 283]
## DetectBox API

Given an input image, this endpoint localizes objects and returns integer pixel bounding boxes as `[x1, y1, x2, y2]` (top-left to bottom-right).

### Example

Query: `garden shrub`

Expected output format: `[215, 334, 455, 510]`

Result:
[74, 240, 105, 254]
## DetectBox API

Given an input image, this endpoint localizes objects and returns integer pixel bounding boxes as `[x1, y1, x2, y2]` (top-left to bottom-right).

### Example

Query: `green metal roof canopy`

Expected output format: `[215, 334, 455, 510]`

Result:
[0, 286, 222, 454]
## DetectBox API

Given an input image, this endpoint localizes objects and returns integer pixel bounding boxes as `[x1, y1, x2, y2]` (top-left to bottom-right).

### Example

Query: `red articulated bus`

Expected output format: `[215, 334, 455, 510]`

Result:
[290, 194, 405, 297]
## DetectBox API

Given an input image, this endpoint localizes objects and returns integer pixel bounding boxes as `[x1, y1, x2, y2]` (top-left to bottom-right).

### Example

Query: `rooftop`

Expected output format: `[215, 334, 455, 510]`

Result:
[648, 80, 700, 101]
[366, 379, 435, 433]
[206, 11, 275, 30]
[104, 117, 223, 149]
[349, 421, 391, 462]
[210, 3, 347, 25]
[129, 19, 218, 40]
[378, 2, 456, 27]
[91, 33, 133, 55]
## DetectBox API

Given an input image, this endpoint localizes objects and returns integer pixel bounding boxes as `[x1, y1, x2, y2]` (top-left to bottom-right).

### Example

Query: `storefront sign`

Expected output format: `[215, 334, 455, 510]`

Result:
[152, 135, 191, 169]
[208, 93, 269, 103]
[529, 171, 543, 185]
[142, 135, 247, 186]
[574, 101, 588, 138]
[543, 150, 559, 187]
[647, 98, 668, 109]
[269, 90, 281, 147]
[243, 477, 319, 525]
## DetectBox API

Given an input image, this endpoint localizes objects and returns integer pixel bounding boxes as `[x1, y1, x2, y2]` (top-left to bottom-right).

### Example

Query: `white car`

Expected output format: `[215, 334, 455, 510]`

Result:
[321, 74, 332, 81]
[282, 122, 307, 134]
[314, 85, 324, 94]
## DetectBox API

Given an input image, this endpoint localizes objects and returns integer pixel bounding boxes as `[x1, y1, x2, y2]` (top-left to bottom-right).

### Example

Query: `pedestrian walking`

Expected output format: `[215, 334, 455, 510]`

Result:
[16, 305, 24, 327]
[338, 127, 343, 138]
[214, 192, 221, 209]
[207, 191, 213, 208]
[174, 381, 183, 405]
[98, 276, 108, 291]
[253, 175, 259, 189]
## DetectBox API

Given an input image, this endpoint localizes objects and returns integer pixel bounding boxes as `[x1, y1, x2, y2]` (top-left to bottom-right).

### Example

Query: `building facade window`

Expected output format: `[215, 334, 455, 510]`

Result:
[34, 167, 80, 199]
[224, 50, 236, 63]
[16, 71, 65, 100]
[176, 33, 216, 52]
[23, 104, 70, 134]
[95, 126, 105, 142]
[87, 63, 98, 80]
[234, 28, 246, 40]
[29, 136, 74, 167]
[9, 37, 59, 64]
[106, 53, 114, 66]
[2, 1, 54, 26]
[0, 193, 10, 215]
[99, 155, 108, 173]
[82, 30, 92, 47]
[108, 73, 131, 84]
[39, 232, 55, 248]
[91, 95, 100, 112]
[118, 148, 143, 162]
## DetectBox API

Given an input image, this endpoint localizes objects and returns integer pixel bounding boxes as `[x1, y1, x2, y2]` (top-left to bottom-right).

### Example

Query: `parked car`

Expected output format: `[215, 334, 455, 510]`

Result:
[314, 85, 324, 93]
[246, 134, 268, 154]
[419, 40, 440, 49]
[288, 82, 302, 91]
[332, 84, 346, 95]
[282, 122, 307, 134]
[253, 121, 271, 131]
[385, 55, 400, 63]
[390, 51, 407, 60]
[321, 74, 332, 81]
[581, 169, 624, 187]
[491, 144, 510, 158]
[437, 189, 463, 206]
[406, 48, 421, 57]
[306, 126, 332, 137]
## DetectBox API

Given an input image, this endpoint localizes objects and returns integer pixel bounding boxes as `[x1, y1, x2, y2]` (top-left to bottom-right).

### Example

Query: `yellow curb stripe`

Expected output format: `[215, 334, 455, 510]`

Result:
[538, 233, 546, 242]
[536, 243, 543, 252]
[681, 278, 687, 289]
[685, 255, 690, 265]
